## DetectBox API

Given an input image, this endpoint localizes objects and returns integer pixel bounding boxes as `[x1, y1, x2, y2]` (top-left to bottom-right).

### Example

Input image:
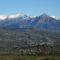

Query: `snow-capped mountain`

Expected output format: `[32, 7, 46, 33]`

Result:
[0, 13, 60, 31]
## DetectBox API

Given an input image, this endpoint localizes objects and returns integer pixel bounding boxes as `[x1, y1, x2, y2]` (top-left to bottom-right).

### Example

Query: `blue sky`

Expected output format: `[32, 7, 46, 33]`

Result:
[0, 0, 60, 16]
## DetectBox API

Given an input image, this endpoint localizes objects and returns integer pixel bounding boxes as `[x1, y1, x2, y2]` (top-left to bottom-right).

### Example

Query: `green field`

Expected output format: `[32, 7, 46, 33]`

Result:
[0, 53, 60, 60]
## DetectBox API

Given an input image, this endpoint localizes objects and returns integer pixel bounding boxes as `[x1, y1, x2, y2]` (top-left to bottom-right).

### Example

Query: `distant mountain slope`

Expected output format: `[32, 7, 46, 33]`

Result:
[0, 29, 60, 55]
[0, 13, 60, 32]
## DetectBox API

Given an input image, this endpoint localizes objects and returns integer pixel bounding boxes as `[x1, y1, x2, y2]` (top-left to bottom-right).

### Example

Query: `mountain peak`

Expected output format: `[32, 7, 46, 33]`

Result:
[40, 13, 49, 17]
[39, 13, 55, 20]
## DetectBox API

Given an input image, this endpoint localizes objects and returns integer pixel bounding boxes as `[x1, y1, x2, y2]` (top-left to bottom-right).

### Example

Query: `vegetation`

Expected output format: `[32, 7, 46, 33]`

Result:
[0, 28, 60, 60]
[0, 53, 60, 60]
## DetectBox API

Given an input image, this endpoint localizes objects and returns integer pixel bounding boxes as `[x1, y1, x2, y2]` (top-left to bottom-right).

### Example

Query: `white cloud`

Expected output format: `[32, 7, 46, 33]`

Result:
[0, 15, 7, 20]
[8, 13, 25, 19]
[0, 13, 27, 20]
[51, 16, 59, 20]
[51, 16, 56, 18]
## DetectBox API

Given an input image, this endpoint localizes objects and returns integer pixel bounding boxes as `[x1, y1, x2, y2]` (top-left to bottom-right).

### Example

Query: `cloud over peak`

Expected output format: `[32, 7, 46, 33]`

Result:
[8, 13, 25, 19]
[0, 15, 7, 20]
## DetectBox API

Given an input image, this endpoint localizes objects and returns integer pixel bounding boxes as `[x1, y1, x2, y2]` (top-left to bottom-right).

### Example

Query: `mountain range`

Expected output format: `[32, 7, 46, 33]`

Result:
[0, 13, 60, 32]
